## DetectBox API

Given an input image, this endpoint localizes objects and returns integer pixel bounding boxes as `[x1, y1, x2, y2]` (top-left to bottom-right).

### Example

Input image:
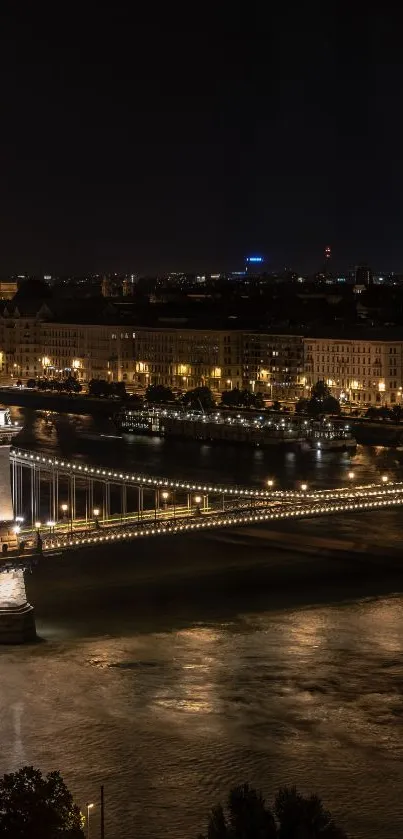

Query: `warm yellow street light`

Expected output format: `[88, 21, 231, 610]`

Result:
[194, 495, 202, 504]
[161, 491, 169, 501]
[93, 508, 100, 517]
[348, 471, 355, 480]
[381, 475, 389, 483]
[267, 479, 274, 488]
[86, 803, 94, 839]
[300, 483, 308, 492]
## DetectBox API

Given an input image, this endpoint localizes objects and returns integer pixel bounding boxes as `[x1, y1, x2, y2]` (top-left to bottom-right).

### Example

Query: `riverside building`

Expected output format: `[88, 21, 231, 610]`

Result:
[0, 284, 402, 405]
[303, 333, 403, 405]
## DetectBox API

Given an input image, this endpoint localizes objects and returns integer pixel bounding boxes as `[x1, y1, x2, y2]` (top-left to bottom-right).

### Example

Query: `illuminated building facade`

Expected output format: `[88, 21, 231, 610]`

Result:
[304, 337, 403, 404]
[131, 328, 243, 392]
[0, 281, 18, 300]
[243, 333, 305, 400]
[0, 295, 402, 405]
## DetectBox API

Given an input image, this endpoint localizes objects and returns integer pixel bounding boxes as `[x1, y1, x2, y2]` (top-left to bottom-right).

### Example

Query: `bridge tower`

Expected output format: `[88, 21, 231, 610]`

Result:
[0, 409, 36, 643]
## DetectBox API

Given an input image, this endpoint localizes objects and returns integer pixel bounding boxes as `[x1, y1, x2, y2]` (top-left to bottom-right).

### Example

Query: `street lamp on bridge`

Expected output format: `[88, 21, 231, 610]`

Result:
[194, 495, 202, 515]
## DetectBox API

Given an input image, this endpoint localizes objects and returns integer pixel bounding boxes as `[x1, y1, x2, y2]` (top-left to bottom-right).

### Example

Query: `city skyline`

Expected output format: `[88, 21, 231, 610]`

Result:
[1, 7, 403, 274]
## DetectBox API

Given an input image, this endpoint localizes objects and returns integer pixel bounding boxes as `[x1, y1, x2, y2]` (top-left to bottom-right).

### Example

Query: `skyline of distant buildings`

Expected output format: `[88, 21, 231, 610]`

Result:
[4, 262, 403, 293]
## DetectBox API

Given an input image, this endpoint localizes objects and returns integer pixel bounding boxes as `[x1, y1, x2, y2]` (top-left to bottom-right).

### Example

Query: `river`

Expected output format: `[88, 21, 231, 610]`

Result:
[1, 406, 403, 838]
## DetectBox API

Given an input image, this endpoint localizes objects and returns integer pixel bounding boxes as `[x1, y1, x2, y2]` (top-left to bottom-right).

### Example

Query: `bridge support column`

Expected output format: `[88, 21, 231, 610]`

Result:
[0, 569, 36, 644]
[0, 438, 36, 643]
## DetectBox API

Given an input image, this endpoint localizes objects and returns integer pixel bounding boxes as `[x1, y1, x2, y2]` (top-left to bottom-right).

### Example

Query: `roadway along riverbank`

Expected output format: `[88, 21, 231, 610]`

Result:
[0, 387, 124, 416]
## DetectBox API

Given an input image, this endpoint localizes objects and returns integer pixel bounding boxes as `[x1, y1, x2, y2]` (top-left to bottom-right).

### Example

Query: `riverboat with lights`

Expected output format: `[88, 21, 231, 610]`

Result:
[114, 409, 356, 452]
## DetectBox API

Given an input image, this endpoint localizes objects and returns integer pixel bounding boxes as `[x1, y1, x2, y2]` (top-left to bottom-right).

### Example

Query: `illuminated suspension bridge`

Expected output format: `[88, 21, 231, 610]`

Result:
[0, 436, 402, 643]
[8, 447, 403, 553]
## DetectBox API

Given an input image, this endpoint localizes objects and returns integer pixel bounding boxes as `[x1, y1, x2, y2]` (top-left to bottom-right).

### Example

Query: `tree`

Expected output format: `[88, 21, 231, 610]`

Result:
[182, 386, 215, 411]
[220, 389, 264, 409]
[295, 398, 309, 414]
[88, 378, 111, 397]
[378, 405, 392, 420]
[296, 380, 341, 417]
[198, 783, 348, 839]
[274, 785, 347, 838]
[253, 392, 265, 409]
[322, 395, 341, 415]
[0, 765, 84, 838]
[198, 783, 276, 839]
[112, 381, 127, 399]
[221, 388, 244, 407]
[311, 380, 331, 402]
[391, 404, 403, 423]
[146, 383, 175, 404]
[63, 376, 82, 394]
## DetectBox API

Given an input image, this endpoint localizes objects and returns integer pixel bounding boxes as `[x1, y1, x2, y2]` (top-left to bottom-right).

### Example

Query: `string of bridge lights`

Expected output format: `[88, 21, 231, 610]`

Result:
[15, 478, 403, 537]
[10, 447, 397, 501]
[39, 490, 403, 552]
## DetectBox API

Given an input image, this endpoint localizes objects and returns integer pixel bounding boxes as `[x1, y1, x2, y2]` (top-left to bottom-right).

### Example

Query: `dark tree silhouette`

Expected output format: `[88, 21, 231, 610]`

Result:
[295, 398, 309, 414]
[0, 765, 84, 838]
[63, 376, 82, 393]
[198, 783, 276, 839]
[183, 386, 215, 411]
[221, 389, 264, 409]
[311, 380, 330, 402]
[391, 404, 402, 423]
[146, 383, 175, 403]
[322, 395, 341, 415]
[112, 381, 127, 399]
[88, 378, 111, 397]
[198, 783, 348, 839]
[275, 785, 347, 838]
[296, 381, 340, 416]
[220, 388, 244, 407]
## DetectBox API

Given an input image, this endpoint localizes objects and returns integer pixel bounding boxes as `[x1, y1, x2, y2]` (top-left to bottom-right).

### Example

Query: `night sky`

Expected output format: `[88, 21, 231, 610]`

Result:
[1, 5, 402, 275]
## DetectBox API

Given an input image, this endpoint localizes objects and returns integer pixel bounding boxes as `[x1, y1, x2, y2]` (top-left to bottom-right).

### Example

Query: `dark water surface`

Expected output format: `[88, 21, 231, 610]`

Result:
[1, 407, 403, 838]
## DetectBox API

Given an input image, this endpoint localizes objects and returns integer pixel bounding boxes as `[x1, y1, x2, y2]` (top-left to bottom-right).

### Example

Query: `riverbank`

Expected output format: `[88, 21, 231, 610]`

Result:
[3, 388, 403, 447]
[0, 388, 124, 416]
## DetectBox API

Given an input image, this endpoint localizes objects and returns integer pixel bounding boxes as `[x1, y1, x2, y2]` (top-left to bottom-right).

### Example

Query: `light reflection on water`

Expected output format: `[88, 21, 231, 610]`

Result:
[1, 407, 403, 838]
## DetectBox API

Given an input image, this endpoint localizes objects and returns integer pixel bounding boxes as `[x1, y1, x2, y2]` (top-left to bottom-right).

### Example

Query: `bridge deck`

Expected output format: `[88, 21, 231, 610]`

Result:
[16, 488, 403, 554]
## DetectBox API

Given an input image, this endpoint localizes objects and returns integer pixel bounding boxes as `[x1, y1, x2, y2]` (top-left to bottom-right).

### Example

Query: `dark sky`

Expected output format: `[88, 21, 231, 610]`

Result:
[1, 4, 402, 275]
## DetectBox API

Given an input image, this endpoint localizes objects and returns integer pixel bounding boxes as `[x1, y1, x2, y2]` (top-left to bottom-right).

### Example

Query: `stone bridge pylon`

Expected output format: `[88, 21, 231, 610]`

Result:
[0, 409, 36, 643]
